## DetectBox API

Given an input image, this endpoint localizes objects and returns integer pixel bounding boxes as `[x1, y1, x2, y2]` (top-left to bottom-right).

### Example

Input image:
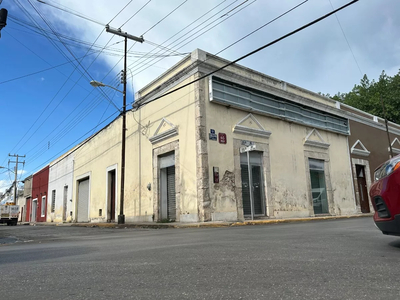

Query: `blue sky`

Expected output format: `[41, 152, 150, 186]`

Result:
[1, 0, 400, 192]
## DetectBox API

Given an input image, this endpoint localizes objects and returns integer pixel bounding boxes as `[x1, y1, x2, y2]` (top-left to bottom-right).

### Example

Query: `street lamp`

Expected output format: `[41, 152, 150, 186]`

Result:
[90, 80, 126, 224]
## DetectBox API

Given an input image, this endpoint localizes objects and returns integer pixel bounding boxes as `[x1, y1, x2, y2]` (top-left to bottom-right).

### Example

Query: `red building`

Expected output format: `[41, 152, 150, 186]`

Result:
[31, 166, 49, 222]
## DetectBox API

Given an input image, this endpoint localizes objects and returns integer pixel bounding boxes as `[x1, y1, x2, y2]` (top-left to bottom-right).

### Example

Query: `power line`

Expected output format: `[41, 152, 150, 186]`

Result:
[120, 0, 151, 28]
[134, 0, 307, 83]
[128, 0, 257, 77]
[134, 0, 360, 110]
[36, 0, 106, 26]
[142, 0, 188, 36]
[4, 0, 120, 160]
[127, 0, 247, 74]
[328, 0, 363, 76]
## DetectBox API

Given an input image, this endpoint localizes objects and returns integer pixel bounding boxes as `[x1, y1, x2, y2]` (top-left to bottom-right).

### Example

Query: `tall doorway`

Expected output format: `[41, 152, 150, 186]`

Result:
[63, 185, 68, 222]
[107, 169, 116, 222]
[356, 165, 370, 213]
[159, 152, 176, 221]
[309, 158, 329, 215]
[77, 178, 89, 222]
[240, 151, 265, 217]
[32, 199, 37, 222]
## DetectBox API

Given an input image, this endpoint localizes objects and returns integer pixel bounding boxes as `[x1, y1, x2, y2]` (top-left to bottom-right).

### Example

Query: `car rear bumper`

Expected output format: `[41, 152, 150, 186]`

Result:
[375, 214, 400, 236]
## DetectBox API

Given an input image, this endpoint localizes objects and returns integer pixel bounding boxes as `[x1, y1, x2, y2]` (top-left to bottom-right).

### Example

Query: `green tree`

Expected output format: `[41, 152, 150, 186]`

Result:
[331, 70, 400, 124]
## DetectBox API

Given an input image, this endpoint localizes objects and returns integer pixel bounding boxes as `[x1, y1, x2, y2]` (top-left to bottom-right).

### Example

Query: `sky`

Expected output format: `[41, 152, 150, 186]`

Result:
[0, 0, 399, 193]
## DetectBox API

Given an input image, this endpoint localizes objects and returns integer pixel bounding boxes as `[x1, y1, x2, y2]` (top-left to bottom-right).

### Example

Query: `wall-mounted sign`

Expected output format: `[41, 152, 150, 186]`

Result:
[218, 133, 227, 144]
[209, 129, 217, 141]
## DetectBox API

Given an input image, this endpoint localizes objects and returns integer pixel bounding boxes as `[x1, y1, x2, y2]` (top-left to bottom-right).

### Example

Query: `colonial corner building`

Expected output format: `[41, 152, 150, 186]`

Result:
[21, 49, 400, 224]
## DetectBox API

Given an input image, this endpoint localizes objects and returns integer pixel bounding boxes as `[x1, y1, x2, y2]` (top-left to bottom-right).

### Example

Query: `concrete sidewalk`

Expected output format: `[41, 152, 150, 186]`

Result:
[24, 213, 374, 229]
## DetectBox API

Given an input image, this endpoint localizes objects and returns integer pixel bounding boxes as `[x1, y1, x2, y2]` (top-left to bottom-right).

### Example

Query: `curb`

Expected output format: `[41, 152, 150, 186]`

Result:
[26, 213, 374, 229]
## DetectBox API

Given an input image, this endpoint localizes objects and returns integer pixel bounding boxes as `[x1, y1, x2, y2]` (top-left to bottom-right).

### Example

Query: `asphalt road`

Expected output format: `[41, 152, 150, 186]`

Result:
[1, 218, 399, 300]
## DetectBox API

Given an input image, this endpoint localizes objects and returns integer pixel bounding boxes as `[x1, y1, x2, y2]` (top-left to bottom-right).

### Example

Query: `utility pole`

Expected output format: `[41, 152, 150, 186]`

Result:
[8, 154, 25, 205]
[105, 25, 144, 224]
[380, 95, 394, 157]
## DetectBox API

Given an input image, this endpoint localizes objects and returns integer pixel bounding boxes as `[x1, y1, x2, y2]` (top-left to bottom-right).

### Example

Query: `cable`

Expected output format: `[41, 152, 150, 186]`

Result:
[127, 0, 237, 71]
[328, 0, 363, 75]
[120, 0, 152, 28]
[142, 0, 188, 36]
[133, 0, 360, 110]
[36, 0, 106, 26]
[129, 0, 257, 77]
[7, 0, 125, 158]
[126, 0, 252, 76]
[129, 0, 308, 81]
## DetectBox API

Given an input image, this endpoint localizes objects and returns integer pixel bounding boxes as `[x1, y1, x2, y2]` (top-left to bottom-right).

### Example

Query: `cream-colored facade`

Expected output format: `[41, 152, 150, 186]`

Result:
[68, 49, 356, 223]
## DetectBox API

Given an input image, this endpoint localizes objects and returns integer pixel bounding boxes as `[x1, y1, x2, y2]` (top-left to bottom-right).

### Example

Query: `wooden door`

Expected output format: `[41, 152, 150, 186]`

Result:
[356, 165, 370, 213]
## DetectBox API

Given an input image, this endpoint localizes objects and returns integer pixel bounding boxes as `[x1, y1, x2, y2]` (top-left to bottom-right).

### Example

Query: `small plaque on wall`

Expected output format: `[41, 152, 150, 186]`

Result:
[218, 133, 227, 144]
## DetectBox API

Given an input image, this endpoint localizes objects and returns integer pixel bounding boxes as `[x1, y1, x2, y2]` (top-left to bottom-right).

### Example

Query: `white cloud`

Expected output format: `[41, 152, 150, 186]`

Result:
[20, 0, 400, 95]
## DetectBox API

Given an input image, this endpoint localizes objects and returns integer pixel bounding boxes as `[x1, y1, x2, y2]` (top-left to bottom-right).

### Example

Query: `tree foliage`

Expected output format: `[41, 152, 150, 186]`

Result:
[330, 70, 400, 124]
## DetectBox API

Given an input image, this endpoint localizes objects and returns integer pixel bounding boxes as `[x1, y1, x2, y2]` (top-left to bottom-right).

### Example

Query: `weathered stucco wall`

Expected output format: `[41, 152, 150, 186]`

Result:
[47, 153, 74, 223]
[203, 74, 355, 220]
[73, 118, 122, 222]
[125, 76, 198, 222]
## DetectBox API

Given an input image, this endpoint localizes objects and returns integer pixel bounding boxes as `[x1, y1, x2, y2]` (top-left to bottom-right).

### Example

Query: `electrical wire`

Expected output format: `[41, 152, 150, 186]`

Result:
[130, 0, 309, 81]
[129, 0, 257, 77]
[120, 0, 151, 28]
[36, 0, 107, 26]
[133, 0, 360, 110]
[328, 0, 363, 75]
[126, 0, 237, 71]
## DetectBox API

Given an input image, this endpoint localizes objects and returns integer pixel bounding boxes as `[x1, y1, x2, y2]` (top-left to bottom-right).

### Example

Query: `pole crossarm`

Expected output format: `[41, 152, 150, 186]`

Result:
[105, 25, 144, 43]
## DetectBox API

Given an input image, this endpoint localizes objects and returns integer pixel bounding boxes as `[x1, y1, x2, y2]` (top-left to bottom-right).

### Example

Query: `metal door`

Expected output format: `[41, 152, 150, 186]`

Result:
[159, 152, 176, 221]
[63, 185, 68, 222]
[77, 178, 89, 222]
[240, 152, 265, 217]
[166, 166, 176, 221]
[356, 165, 370, 213]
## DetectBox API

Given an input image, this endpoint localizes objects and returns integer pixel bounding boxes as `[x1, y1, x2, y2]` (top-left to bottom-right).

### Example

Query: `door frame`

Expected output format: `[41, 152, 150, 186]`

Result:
[234, 139, 272, 222]
[240, 151, 266, 218]
[351, 158, 372, 213]
[152, 140, 180, 222]
[304, 151, 334, 216]
[75, 172, 91, 222]
[106, 164, 118, 222]
[32, 198, 38, 222]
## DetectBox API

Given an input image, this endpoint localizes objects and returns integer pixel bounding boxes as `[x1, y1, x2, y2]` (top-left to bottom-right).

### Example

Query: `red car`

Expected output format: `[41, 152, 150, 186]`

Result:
[370, 154, 400, 236]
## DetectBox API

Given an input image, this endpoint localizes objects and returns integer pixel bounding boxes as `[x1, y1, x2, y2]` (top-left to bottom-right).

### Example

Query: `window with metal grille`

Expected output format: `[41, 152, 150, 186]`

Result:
[51, 190, 56, 213]
[210, 76, 349, 135]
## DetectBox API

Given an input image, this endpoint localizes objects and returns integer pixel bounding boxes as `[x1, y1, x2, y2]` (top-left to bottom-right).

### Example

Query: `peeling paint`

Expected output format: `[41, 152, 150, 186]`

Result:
[212, 170, 236, 212]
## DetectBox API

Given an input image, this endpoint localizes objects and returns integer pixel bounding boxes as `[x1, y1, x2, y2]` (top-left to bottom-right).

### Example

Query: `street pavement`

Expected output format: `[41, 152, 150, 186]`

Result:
[1, 217, 399, 300]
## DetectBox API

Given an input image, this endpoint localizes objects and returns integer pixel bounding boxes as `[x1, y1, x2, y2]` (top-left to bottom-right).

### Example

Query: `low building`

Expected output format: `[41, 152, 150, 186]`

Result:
[22, 175, 32, 222]
[339, 103, 400, 213]
[31, 166, 49, 222]
[47, 150, 75, 223]
[69, 49, 356, 223]
[38, 49, 400, 224]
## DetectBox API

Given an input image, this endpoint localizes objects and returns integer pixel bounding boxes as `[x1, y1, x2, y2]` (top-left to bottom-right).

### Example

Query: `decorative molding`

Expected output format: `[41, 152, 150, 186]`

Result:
[233, 113, 272, 138]
[149, 118, 178, 144]
[351, 140, 370, 157]
[390, 138, 400, 155]
[304, 129, 330, 149]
